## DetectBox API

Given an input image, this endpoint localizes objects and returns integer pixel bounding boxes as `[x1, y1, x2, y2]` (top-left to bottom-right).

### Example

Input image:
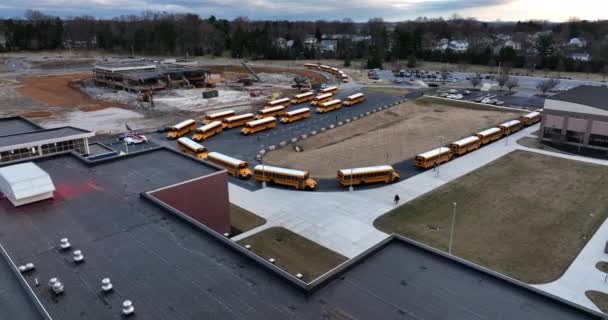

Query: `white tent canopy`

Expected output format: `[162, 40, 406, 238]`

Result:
[0, 162, 55, 207]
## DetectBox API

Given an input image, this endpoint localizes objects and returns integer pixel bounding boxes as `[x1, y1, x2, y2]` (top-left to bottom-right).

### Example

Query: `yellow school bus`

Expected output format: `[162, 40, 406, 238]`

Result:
[475, 128, 503, 144]
[281, 107, 311, 123]
[343, 93, 365, 106]
[257, 106, 285, 119]
[337, 165, 400, 187]
[166, 119, 197, 139]
[330, 67, 340, 75]
[222, 113, 256, 129]
[340, 73, 349, 83]
[311, 93, 334, 106]
[414, 147, 453, 169]
[253, 165, 317, 191]
[241, 117, 277, 135]
[207, 152, 252, 179]
[265, 98, 290, 109]
[316, 99, 342, 113]
[177, 137, 208, 159]
[498, 120, 523, 136]
[520, 111, 541, 126]
[319, 86, 338, 95]
[304, 63, 320, 70]
[449, 136, 482, 156]
[192, 121, 223, 141]
[203, 110, 236, 124]
[290, 91, 315, 104]
[320, 65, 332, 73]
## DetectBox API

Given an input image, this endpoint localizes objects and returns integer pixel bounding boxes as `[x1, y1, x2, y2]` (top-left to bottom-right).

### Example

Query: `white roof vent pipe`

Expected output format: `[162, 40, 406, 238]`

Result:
[122, 300, 135, 316]
[73, 250, 84, 263]
[48, 277, 64, 295]
[60, 238, 71, 250]
[101, 278, 113, 292]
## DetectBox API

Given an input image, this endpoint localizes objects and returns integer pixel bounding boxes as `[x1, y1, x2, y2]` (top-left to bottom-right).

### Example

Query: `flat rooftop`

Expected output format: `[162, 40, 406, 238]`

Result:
[0, 149, 600, 319]
[0, 247, 44, 320]
[0, 127, 93, 150]
[0, 117, 42, 137]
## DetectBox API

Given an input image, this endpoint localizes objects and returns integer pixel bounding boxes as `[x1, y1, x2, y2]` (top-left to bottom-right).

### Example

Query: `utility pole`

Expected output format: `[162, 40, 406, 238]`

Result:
[261, 145, 266, 188]
[449, 202, 457, 255]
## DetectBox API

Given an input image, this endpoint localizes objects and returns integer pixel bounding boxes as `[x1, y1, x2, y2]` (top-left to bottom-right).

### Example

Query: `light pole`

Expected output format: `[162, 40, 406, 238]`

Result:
[260, 145, 266, 188]
[448, 202, 457, 255]
[436, 135, 444, 176]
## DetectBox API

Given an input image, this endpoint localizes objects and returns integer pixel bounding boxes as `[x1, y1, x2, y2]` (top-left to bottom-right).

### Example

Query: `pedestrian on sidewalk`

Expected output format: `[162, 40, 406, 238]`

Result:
[394, 194, 400, 205]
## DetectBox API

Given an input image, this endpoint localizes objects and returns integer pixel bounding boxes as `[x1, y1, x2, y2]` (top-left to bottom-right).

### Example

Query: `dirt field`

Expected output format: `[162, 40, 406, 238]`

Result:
[205, 65, 327, 83]
[374, 151, 608, 284]
[17, 73, 121, 109]
[587, 291, 608, 313]
[230, 204, 266, 235]
[237, 227, 347, 282]
[265, 99, 521, 178]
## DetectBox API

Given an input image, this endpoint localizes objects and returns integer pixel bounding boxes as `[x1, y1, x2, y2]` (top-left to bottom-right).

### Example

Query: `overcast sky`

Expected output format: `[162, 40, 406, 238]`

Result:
[0, 0, 606, 21]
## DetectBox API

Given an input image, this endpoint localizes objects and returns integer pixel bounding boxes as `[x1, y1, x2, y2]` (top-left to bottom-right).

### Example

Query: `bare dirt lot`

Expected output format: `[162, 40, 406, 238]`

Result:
[374, 150, 608, 284]
[265, 98, 522, 178]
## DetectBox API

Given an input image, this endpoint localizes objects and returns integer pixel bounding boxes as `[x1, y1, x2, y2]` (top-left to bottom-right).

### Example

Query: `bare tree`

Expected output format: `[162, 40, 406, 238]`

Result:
[536, 78, 560, 95]
[497, 73, 510, 90]
[470, 73, 482, 88]
[505, 78, 519, 92]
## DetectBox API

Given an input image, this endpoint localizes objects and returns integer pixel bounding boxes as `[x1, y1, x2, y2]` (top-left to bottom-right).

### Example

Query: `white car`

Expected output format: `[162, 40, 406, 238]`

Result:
[122, 134, 148, 145]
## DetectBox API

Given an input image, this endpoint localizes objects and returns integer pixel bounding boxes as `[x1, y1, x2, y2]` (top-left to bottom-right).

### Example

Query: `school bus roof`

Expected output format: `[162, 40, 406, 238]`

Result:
[322, 86, 338, 91]
[177, 137, 205, 150]
[208, 152, 246, 166]
[294, 92, 314, 98]
[225, 113, 254, 121]
[476, 127, 502, 136]
[268, 98, 290, 105]
[260, 106, 285, 113]
[206, 110, 235, 118]
[417, 147, 451, 159]
[246, 117, 276, 126]
[338, 165, 394, 175]
[286, 107, 310, 115]
[451, 136, 481, 146]
[315, 93, 333, 99]
[321, 99, 341, 107]
[346, 93, 364, 100]
[498, 120, 522, 128]
[523, 111, 541, 118]
[171, 119, 196, 129]
[197, 121, 222, 132]
[320, 65, 330, 69]
[304, 63, 318, 67]
[254, 165, 308, 177]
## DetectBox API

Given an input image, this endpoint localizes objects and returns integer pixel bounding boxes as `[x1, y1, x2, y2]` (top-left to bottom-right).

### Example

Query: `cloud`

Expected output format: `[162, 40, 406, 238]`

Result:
[0, 0, 596, 21]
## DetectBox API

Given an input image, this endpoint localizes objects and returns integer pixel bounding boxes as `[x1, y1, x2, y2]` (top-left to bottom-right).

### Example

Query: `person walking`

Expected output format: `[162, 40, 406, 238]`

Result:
[394, 194, 400, 205]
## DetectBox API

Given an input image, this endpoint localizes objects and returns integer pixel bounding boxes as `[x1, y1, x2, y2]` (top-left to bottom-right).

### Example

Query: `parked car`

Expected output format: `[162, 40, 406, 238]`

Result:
[494, 100, 505, 106]
[463, 90, 472, 95]
[393, 79, 404, 84]
[118, 132, 148, 144]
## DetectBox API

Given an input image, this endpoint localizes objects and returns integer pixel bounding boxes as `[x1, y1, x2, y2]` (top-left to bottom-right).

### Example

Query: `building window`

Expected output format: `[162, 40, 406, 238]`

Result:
[543, 127, 562, 140]
[589, 134, 608, 148]
[566, 130, 585, 144]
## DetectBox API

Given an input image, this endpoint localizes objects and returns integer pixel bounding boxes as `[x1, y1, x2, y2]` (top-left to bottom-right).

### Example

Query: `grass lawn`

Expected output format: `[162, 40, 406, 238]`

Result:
[374, 150, 608, 284]
[237, 227, 347, 282]
[362, 86, 408, 96]
[586, 291, 608, 313]
[230, 204, 266, 234]
[597, 262, 608, 274]
[417, 95, 517, 113]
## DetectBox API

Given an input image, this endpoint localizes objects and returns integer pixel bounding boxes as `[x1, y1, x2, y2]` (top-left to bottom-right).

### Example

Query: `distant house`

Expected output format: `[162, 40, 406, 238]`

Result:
[503, 40, 522, 51]
[303, 36, 317, 48]
[319, 40, 338, 53]
[274, 37, 287, 49]
[570, 53, 591, 62]
[434, 38, 449, 51]
[0, 33, 6, 49]
[286, 40, 294, 48]
[449, 40, 469, 52]
[495, 33, 511, 42]
[568, 37, 587, 48]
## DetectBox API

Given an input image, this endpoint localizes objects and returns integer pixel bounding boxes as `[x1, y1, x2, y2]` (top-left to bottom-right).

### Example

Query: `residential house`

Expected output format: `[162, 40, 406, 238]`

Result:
[303, 36, 317, 48]
[274, 37, 287, 49]
[319, 40, 338, 53]
[449, 40, 469, 52]
[569, 37, 587, 48]
[570, 53, 591, 62]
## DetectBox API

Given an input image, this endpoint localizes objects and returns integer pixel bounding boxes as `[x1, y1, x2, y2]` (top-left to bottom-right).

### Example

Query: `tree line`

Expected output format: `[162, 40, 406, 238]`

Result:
[2, 10, 608, 74]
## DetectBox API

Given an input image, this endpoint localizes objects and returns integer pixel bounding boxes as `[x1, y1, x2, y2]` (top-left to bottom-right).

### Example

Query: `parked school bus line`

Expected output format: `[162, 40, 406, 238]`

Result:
[192, 121, 223, 141]
[343, 93, 365, 106]
[316, 99, 342, 113]
[167, 119, 196, 139]
[253, 165, 317, 190]
[475, 128, 503, 144]
[281, 108, 311, 123]
[241, 117, 277, 135]
[520, 111, 541, 126]
[265, 98, 290, 109]
[290, 91, 315, 104]
[311, 93, 334, 106]
[207, 152, 252, 179]
[497, 120, 523, 136]
[319, 86, 338, 95]
[414, 147, 452, 169]
[222, 113, 256, 129]
[257, 106, 285, 119]
[449, 136, 482, 155]
[337, 165, 400, 187]
[177, 137, 208, 159]
[203, 110, 236, 124]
